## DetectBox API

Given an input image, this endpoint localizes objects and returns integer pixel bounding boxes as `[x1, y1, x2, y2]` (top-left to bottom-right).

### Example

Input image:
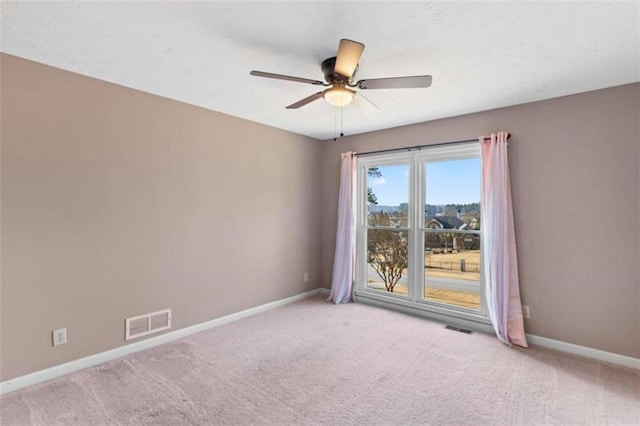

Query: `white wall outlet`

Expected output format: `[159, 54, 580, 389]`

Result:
[303, 272, 309, 282]
[52, 328, 67, 346]
[522, 305, 530, 319]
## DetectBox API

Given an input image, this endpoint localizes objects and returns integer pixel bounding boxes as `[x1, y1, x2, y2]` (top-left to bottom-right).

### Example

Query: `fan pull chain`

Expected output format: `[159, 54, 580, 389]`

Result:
[333, 106, 338, 142]
[333, 107, 345, 141]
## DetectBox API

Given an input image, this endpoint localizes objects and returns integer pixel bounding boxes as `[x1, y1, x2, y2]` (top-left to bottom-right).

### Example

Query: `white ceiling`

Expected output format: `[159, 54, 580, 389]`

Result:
[2, 1, 638, 140]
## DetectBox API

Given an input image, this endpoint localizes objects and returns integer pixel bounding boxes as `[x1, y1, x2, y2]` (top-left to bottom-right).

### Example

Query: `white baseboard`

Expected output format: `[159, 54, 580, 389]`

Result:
[0, 288, 326, 395]
[525, 334, 640, 370]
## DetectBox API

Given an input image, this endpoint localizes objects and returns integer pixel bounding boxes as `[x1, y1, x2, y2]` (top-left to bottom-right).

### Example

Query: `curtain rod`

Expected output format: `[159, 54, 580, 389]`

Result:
[353, 134, 510, 157]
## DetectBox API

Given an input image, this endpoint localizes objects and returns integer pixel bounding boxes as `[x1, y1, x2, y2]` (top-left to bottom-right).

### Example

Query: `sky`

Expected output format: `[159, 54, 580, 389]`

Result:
[368, 158, 481, 206]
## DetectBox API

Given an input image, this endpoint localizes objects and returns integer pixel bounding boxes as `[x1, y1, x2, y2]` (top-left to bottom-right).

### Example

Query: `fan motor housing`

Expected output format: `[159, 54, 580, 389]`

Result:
[321, 57, 356, 83]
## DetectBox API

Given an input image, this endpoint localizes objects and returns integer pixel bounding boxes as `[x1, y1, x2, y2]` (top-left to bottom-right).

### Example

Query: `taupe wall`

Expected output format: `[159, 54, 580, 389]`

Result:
[0, 54, 323, 380]
[1, 53, 638, 382]
[321, 83, 640, 358]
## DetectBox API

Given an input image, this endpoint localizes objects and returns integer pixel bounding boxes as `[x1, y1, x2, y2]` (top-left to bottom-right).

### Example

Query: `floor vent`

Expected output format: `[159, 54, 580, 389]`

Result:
[445, 325, 474, 334]
[125, 309, 171, 341]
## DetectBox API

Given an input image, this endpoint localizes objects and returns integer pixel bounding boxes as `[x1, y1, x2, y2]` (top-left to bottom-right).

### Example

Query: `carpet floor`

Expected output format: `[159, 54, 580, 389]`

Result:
[1, 295, 639, 425]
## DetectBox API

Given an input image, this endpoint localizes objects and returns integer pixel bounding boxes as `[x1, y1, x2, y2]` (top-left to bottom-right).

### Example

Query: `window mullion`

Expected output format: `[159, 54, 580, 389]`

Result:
[410, 155, 421, 302]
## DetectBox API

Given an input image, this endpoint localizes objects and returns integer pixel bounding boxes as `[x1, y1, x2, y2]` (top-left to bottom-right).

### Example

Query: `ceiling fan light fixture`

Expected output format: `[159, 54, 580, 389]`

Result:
[323, 86, 355, 107]
[249, 39, 433, 110]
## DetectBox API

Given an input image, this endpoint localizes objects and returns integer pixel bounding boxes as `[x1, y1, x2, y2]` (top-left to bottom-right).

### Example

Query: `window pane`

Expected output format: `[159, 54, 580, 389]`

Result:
[367, 165, 409, 227]
[422, 157, 481, 310]
[366, 229, 408, 296]
[424, 158, 480, 230]
[424, 230, 480, 310]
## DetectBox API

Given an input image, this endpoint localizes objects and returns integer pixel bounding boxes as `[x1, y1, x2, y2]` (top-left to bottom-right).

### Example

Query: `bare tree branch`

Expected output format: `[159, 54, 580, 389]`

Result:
[367, 212, 408, 293]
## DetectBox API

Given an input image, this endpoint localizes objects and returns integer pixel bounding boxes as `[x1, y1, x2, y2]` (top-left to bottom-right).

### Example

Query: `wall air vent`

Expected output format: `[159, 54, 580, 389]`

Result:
[125, 309, 171, 341]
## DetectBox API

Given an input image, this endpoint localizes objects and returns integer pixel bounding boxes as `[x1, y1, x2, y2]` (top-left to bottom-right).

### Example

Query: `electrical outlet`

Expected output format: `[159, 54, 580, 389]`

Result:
[52, 328, 67, 346]
[522, 305, 530, 319]
[303, 272, 309, 282]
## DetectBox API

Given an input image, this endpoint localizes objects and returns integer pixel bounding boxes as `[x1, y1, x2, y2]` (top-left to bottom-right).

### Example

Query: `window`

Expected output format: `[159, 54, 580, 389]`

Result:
[355, 143, 487, 323]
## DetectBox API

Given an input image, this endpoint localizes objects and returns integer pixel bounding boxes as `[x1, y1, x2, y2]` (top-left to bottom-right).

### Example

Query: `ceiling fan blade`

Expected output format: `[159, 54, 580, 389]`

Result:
[356, 75, 433, 90]
[286, 92, 324, 109]
[352, 92, 379, 113]
[250, 71, 325, 86]
[334, 39, 365, 79]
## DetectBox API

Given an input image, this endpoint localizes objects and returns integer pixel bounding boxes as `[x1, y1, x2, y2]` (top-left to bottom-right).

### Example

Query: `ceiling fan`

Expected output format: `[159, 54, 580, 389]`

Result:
[250, 39, 432, 110]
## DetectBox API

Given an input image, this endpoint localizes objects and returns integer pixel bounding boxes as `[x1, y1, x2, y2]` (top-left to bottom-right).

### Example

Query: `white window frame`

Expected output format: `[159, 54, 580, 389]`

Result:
[354, 143, 490, 325]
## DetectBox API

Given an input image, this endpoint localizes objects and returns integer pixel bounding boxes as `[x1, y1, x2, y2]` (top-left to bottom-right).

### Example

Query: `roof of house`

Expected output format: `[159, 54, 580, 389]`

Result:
[426, 216, 465, 229]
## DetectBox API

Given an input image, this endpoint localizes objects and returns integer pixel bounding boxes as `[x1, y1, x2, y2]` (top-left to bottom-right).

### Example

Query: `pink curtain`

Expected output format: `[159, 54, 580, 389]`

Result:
[481, 132, 528, 347]
[328, 152, 356, 304]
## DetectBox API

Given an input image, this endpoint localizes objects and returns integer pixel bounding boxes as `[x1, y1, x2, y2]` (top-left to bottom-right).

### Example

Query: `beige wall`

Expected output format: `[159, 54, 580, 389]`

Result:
[1, 53, 638, 382]
[321, 83, 640, 358]
[0, 54, 323, 380]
